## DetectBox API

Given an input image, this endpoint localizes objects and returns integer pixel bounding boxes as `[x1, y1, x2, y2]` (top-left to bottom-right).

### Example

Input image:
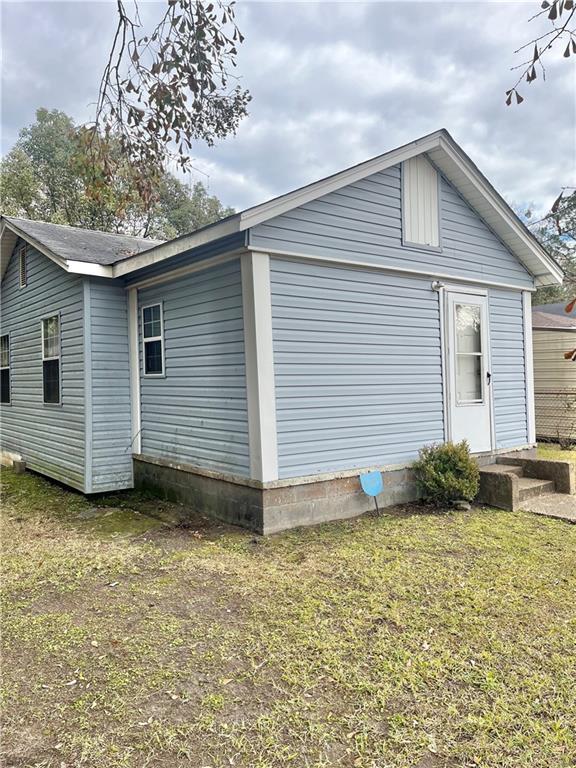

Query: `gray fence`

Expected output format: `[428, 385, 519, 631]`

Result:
[535, 389, 576, 447]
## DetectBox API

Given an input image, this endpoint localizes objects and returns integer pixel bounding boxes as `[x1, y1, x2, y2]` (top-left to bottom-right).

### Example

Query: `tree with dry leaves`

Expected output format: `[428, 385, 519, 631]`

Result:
[79, 0, 250, 210]
[507, 0, 575, 105]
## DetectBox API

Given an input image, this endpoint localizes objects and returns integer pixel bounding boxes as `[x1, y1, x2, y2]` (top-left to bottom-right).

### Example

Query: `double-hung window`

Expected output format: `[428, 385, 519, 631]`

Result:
[0, 334, 10, 404]
[142, 303, 164, 376]
[42, 315, 61, 404]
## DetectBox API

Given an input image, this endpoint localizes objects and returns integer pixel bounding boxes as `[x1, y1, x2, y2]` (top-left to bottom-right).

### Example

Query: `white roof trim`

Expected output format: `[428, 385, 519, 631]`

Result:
[112, 216, 239, 277]
[64, 260, 113, 277]
[1, 131, 563, 287]
[111, 129, 562, 286]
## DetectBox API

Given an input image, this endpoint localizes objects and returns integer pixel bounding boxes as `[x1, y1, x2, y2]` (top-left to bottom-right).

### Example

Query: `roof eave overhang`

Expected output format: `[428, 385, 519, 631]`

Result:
[430, 134, 563, 288]
[0, 218, 115, 281]
[3, 130, 563, 288]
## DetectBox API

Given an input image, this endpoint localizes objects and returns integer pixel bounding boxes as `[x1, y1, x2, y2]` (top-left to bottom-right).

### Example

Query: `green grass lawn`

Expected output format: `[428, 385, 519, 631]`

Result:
[2, 468, 575, 768]
[537, 443, 576, 463]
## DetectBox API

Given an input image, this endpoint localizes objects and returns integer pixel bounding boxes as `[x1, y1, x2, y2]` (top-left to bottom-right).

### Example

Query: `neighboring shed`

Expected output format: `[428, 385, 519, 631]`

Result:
[0, 129, 565, 532]
[532, 304, 576, 444]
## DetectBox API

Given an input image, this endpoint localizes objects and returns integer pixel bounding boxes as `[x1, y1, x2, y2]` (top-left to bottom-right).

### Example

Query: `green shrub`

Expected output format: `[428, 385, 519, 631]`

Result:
[412, 441, 480, 506]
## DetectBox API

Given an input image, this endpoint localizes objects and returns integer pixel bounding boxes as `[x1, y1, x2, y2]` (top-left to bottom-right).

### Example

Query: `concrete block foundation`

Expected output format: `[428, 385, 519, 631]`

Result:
[133, 446, 540, 534]
[133, 456, 419, 535]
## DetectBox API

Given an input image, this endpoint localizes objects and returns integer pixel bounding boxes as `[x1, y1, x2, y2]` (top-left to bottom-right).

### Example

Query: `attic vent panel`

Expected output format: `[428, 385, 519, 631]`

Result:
[402, 156, 440, 248]
[19, 246, 28, 287]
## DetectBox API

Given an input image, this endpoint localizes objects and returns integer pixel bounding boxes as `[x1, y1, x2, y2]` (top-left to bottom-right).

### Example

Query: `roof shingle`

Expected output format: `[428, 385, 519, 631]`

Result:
[4, 216, 163, 266]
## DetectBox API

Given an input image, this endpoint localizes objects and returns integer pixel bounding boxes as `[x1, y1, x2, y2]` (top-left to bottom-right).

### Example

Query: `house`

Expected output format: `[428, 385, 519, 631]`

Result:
[532, 303, 576, 444]
[0, 130, 563, 533]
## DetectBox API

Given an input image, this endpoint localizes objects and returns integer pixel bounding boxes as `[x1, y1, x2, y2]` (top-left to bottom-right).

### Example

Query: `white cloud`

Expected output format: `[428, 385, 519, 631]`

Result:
[1, 0, 573, 216]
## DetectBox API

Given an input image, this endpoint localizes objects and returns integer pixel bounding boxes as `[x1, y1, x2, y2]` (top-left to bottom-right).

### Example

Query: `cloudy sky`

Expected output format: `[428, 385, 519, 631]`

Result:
[1, 1, 574, 215]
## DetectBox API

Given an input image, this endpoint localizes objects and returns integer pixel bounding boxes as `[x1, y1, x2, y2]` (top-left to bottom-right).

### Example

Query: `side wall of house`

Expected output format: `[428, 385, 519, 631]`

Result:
[270, 258, 445, 478]
[250, 162, 534, 289]
[0, 245, 86, 490]
[269, 259, 531, 479]
[137, 259, 250, 476]
[87, 279, 133, 492]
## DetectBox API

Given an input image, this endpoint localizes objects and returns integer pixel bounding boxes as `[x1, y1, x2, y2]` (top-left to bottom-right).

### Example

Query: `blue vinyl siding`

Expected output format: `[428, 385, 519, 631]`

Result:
[250, 164, 534, 289]
[0, 245, 86, 489]
[138, 259, 250, 475]
[489, 289, 529, 448]
[88, 279, 133, 491]
[271, 258, 445, 478]
[123, 232, 245, 285]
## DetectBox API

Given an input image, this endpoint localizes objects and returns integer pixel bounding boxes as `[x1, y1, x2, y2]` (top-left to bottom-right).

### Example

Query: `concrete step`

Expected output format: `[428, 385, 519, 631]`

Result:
[480, 463, 524, 477]
[518, 477, 556, 501]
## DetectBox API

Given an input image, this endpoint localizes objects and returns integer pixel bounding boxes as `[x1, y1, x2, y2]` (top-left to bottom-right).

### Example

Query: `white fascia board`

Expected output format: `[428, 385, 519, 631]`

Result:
[66, 260, 114, 277]
[435, 136, 563, 287]
[238, 132, 444, 230]
[112, 216, 241, 278]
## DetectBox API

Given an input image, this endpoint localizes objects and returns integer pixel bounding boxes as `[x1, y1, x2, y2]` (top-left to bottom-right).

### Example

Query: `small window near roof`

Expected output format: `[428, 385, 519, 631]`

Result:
[19, 246, 28, 288]
[42, 315, 61, 404]
[402, 156, 440, 248]
[142, 303, 164, 376]
[0, 334, 10, 404]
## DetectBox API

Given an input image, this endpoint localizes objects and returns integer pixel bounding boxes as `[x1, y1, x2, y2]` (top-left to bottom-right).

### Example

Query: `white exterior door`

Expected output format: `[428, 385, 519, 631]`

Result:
[445, 291, 492, 453]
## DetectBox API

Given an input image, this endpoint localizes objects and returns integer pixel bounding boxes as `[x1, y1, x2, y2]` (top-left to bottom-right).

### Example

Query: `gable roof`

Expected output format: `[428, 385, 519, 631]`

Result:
[112, 129, 562, 286]
[532, 306, 576, 330]
[0, 216, 162, 279]
[1, 130, 564, 287]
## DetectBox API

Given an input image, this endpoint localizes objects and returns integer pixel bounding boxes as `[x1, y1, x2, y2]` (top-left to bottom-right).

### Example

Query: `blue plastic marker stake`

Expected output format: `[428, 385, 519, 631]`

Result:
[360, 471, 384, 514]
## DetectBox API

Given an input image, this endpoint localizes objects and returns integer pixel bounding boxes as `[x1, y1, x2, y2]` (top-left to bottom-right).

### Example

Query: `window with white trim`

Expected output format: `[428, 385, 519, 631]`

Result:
[19, 245, 28, 288]
[42, 315, 61, 404]
[142, 303, 164, 375]
[0, 334, 10, 404]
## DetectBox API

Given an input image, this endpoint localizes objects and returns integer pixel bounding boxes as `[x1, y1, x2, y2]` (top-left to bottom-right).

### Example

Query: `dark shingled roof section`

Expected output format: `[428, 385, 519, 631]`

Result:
[532, 308, 576, 330]
[533, 302, 571, 317]
[5, 216, 163, 266]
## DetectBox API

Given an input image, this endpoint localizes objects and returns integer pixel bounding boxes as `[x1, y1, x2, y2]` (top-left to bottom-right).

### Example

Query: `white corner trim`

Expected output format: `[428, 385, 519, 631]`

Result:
[128, 287, 142, 454]
[241, 251, 278, 482]
[83, 281, 93, 493]
[522, 291, 536, 445]
[437, 285, 449, 443]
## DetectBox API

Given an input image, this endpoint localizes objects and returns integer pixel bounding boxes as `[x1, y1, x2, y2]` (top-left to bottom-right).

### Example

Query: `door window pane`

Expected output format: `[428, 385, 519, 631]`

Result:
[456, 355, 482, 403]
[455, 304, 481, 353]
